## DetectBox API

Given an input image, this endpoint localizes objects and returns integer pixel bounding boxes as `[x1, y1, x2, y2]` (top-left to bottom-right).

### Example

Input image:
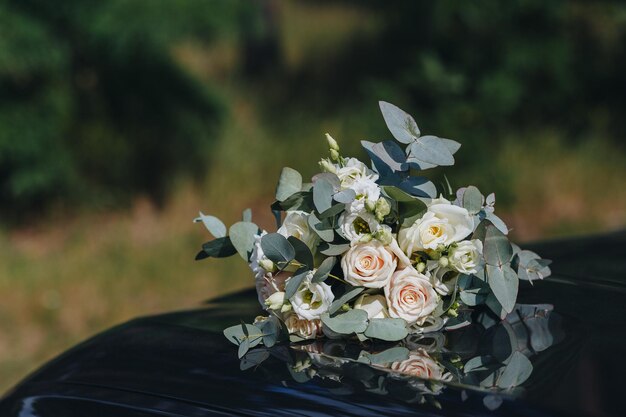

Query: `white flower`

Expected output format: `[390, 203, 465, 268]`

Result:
[335, 157, 378, 188]
[398, 197, 473, 254]
[277, 211, 319, 249]
[255, 271, 291, 308]
[249, 231, 269, 281]
[339, 211, 380, 243]
[385, 267, 439, 325]
[285, 314, 322, 340]
[449, 239, 483, 274]
[349, 177, 380, 206]
[290, 271, 334, 320]
[264, 291, 285, 310]
[341, 240, 397, 288]
[354, 294, 389, 319]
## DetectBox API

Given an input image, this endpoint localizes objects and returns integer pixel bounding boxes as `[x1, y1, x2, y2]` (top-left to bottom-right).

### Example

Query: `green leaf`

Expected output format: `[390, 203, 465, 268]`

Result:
[240, 349, 270, 370]
[199, 237, 237, 259]
[407, 135, 455, 167]
[497, 352, 533, 388]
[194, 212, 226, 238]
[278, 191, 315, 212]
[333, 189, 356, 204]
[308, 213, 334, 242]
[441, 138, 461, 154]
[321, 309, 368, 335]
[259, 316, 281, 348]
[329, 286, 364, 314]
[238, 337, 250, 358]
[361, 140, 408, 175]
[486, 264, 518, 313]
[485, 293, 507, 319]
[229, 222, 259, 260]
[313, 177, 334, 213]
[379, 101, 420, 144]
[276, 167, 302, 202]
[242, 208, 252, 223]
[486, 212, 508, 235]
[462, 186, 483, 215]
[223, 324, 263, 347]
[261, 233, 295, 266]
[364, 318, 409, 341]
[284, 267, 310, 299]
[464, 356, 492, 373]
[320, 243, 350, 256]
[318, 202, 346, 219]
[287, 236, 313, 269]
[483, 225, 513, 266]
[359, 347, 410, 365]
[312, 257, 336, 283]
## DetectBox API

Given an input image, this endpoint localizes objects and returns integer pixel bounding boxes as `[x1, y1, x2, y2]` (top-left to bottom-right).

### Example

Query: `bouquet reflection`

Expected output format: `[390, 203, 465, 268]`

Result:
[240, 303, 564, 410]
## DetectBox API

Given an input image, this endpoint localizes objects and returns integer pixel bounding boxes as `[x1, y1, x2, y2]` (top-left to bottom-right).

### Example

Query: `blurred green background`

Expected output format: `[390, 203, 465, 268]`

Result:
[1, 0, 626, 393]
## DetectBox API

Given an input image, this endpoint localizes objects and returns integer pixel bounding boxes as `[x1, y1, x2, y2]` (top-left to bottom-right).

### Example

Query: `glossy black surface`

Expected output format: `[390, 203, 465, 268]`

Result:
[2, 231, 626, 416]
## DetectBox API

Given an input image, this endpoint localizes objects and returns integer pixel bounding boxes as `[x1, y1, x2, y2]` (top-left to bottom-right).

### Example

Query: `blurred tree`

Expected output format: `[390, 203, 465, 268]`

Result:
[0, 0, 252, 221]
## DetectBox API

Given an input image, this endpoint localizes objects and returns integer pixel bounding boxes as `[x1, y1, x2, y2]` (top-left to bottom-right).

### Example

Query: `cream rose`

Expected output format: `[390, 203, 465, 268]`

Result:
[449, 239, 483, 274]
[399, 198, 473, 254]
[385, 267, 439, 325]
[284, 314, 322, 340]
[290, 272, 334, 320]
[354, 294, 389, 319]
[391, 349, 451, 381]
[342, 240, 397, 288]
[277, 211, 319, 249]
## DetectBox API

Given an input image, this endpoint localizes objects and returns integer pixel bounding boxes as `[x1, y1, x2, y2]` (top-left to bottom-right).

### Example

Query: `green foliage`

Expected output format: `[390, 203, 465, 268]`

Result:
[0, 0, 254, 220]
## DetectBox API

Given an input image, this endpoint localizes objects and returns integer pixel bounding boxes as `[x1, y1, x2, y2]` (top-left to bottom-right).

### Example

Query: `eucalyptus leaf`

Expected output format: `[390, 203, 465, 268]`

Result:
[261, 233, 295, 266]
[240, 349, 270, 370]
[329, 286, 364, 314]
[223, 324, 263, 347]
[486, 212, 509, 235]
[313, 177, 335, 213]
[195, 212, 226, 238]
[229, 222, 259, 260]
[361, 140, 408, 175]
[464, 356, 492, 373]
[318, 202, 346, 219]
[321, 309, 368, 335]
[284, 267, 310, 299]
[259, 316, 281, 348]
[333, 189, 356, 204]
[242, 208, 252, 223]
[398, 176, 437, 199]
[360, 347, 410, 365]
[441, 138, 461, 154]
[364, 318, 409, 341]
[308, 213, 334, 242]
[287, 236, 313, 269]
[496, 351, 533, 388]
[407, 135, 455, 167]
[379, 101, 420, 144]
[486, 264, 518, 313]
[276, 167, 303, 202]
[483, 225, 513, 266]
[463, 186, 483, 214]
[485, 293, 507, 319]
[312, 257, 336, 283]
[238, 337, 250, 358]
[199, 237, 237, 259]
[320, 243, 350, 256]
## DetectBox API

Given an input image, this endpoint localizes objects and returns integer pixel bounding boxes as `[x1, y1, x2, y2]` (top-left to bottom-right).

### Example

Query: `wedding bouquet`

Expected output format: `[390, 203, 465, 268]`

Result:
[196, 101, 551, 357]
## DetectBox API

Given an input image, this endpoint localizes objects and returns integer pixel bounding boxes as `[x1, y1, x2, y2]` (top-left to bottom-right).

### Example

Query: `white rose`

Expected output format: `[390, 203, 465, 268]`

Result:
[449, 239, 483, 274]
[290, 271, 334, 320]
[285, 314, 322, 340]
[277, 211, 319, 249]
[385, 267, 439, 325]
[341, 240, 397, 288]
[354, 294, 389, 319]
[398, 198, 473, 253]
[335, 157, 378, 188]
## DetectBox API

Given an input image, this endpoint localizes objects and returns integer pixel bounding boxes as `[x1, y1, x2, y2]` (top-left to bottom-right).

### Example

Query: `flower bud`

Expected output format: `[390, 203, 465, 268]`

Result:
[265, 291, 285, 310]
[416, 262, 426, 273]
[375, 197, 391, 220]
[259, 259, 275, 272]
[325, 133, 340, 151]
[330, 149, 340, 162]
[438, 257, 449, 268]
[318, 158, 337, 174]
[280, 302, 292, 313]
[365, 198, 376, 212]
[374, 227, 393, 246]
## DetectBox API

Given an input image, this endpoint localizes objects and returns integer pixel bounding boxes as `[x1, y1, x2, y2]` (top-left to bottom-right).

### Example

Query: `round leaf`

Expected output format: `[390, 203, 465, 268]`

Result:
[229, 222, 259, 260]
[321, 309, 368, 335]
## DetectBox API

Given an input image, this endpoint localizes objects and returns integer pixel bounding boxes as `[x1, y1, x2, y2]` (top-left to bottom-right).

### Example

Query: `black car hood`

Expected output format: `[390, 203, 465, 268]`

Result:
[2, 231, 626, 417]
